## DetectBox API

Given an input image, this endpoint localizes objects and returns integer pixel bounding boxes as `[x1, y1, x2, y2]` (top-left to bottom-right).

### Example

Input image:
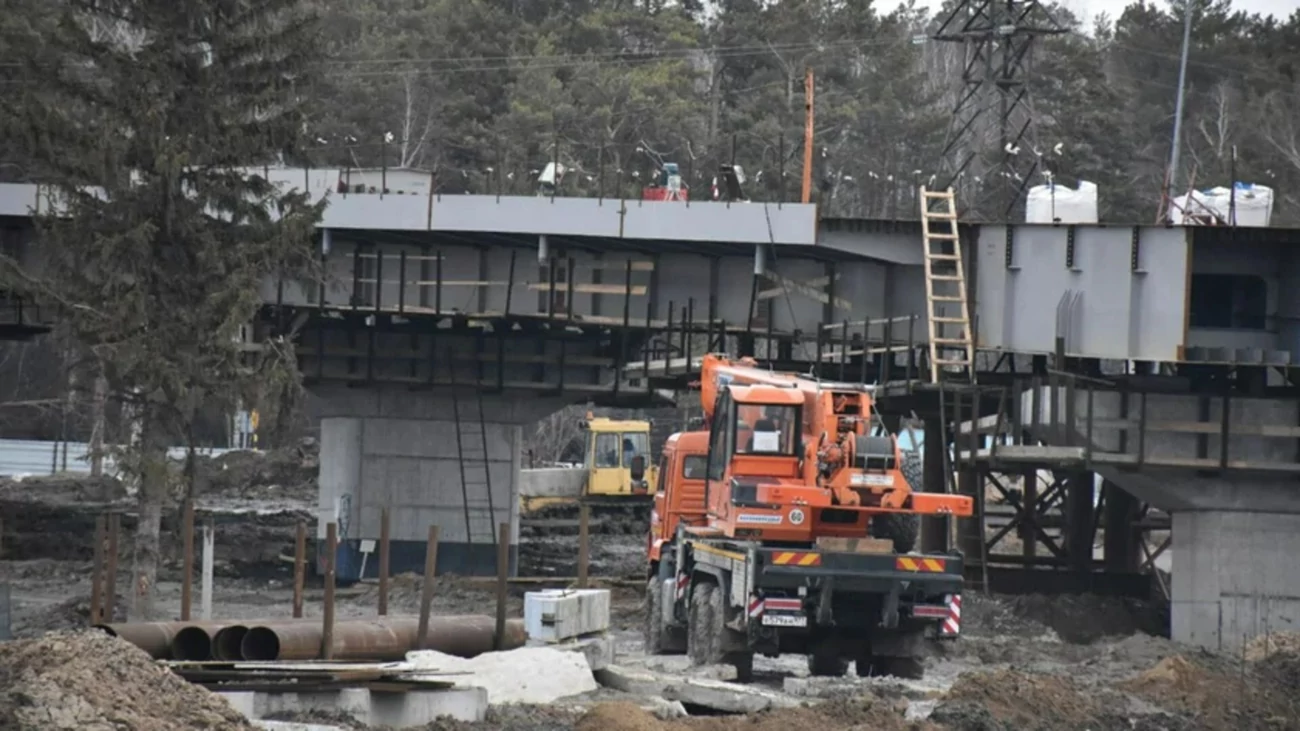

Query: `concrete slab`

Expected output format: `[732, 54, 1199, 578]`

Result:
[527, 632, 616, 670]
[219, 686, 487, 728]
[595, 665, 801, 714]
[406, 646, 598, 705]
[524, 589, 611, 642]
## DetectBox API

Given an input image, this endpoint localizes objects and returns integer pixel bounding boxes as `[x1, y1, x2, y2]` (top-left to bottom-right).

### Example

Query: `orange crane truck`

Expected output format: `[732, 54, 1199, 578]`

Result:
[643, 354, 972, 681]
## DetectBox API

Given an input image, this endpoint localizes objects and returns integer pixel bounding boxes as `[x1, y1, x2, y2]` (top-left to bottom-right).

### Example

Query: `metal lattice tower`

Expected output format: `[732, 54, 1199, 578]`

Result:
[932, 0, 1066, 221]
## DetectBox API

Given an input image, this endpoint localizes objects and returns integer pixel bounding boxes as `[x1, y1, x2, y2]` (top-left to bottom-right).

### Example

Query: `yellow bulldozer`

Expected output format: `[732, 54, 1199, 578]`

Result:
[519, 415, 660, 528]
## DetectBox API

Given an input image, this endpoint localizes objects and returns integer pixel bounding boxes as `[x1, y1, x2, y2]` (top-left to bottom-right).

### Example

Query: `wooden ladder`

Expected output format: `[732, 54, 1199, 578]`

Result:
[919, 187, 975, 384]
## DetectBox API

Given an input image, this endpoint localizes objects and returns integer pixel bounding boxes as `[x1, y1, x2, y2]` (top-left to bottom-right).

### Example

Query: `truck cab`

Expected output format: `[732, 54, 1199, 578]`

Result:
[647, 431, 709, 567]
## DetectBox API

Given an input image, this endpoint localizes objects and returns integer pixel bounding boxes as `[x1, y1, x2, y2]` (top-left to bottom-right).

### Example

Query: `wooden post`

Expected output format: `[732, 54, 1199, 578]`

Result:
[494, 522, 510, 651]
[417, 525, 440, 650]
[322, 521, 337, 660]
[292, 521, 306, 618]
[577, 504, 590, 589]
[378, 507, 391, 616]
[90, 514, 106, 625]
[104, 513, 119, 622]
[180, 500, 195, 621]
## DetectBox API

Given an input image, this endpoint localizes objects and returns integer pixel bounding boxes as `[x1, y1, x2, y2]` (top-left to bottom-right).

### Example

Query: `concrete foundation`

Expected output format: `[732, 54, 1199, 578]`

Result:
[314, 385, 568, 579]
[221, 686, 488, 728]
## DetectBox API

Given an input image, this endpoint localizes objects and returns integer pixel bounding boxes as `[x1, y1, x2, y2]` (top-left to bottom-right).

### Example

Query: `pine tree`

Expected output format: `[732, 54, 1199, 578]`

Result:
[2, 0, 324, 619]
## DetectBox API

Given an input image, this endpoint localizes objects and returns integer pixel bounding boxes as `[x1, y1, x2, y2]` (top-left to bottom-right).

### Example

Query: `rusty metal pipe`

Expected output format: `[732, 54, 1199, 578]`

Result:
[212, 625, 250, 661]
[241, 615, 527, 661]
[171, 626, 217, 661]
[171, 622, 254, 661]
[95, 621, 230, 659]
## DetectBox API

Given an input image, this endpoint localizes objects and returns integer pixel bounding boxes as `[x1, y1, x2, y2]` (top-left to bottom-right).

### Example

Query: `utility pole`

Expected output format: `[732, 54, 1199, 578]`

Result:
[1167, 2, 1195, 200]
[801, 68, 814, 204]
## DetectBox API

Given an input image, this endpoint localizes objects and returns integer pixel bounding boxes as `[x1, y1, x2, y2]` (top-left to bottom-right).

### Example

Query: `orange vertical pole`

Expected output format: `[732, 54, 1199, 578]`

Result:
[801, 67, 815, 204]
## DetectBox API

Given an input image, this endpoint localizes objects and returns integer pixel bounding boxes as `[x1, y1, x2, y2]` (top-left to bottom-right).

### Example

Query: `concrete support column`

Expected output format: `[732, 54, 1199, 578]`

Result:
[1172, 511, 1300, 651]
[920, 417, 948, 553]
[314, 385, 567, 579]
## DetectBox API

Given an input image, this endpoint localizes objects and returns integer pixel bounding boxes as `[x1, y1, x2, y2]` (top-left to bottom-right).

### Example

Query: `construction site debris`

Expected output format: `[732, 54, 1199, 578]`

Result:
[0, 629, 253, 731]
[958, 591, 1164, 644]
[1244, 630, 1300, 662]
[1004, 593, 1166, 643]
[168, 660, 459, 692]
[594, 664, 801, 714]
[574, 696, 930, 731]
[195, 440, 319, 503]
[260, 709, 367, 730]
[1122, 652, 1300, 728]
[407, 646, 599, 705]
[930, 668, 1102, 729]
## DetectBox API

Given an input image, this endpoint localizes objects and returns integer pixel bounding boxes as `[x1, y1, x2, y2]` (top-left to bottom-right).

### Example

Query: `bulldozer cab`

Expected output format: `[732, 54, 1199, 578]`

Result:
[582, 417, 658, 497]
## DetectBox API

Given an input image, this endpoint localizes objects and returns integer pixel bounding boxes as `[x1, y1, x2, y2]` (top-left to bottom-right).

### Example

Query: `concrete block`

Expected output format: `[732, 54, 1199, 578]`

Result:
[519, 467, 587, 498]
[524, 589, 611, 642]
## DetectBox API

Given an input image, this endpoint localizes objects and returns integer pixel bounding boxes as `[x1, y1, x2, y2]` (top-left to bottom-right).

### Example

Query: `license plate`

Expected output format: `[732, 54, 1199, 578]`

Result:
[761, 613, 808, 628]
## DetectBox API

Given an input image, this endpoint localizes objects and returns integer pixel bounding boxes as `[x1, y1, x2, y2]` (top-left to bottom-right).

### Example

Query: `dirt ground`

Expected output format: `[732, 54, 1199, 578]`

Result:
[2, 450, 1299, 731]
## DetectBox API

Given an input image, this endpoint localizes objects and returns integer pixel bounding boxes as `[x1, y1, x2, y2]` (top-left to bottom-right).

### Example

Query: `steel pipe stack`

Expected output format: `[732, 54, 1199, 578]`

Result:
[97, 615, 527, 662]
[95, 621, 233, 660]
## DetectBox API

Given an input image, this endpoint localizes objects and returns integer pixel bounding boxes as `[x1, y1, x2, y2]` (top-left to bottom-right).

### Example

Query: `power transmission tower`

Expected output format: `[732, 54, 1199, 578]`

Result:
[931, 0, 1066, 221]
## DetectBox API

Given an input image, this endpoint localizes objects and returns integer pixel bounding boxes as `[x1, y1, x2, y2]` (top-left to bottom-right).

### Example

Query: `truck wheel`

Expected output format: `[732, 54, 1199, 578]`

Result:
[687, 580, 723, 666]
[645, 577, 686, 655]
[871, 449, 923, 553]
[872, 513, 919, 553]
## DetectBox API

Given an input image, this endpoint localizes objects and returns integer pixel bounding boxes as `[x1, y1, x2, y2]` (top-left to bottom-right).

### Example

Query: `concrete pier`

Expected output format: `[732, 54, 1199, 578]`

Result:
[1171, 509, 1300, 650]
[315, 385, 567, 579]
[992, 384, 1300, 651]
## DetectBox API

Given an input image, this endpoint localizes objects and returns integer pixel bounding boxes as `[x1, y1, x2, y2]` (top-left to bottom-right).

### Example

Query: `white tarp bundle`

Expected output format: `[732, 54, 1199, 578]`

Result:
[1170, 183, 1274, 227]
[1025, 180, 1099, 224]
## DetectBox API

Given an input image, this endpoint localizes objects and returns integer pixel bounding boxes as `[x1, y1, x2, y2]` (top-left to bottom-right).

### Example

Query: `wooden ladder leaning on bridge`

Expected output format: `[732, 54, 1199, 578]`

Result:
[919, 186, 975, 385]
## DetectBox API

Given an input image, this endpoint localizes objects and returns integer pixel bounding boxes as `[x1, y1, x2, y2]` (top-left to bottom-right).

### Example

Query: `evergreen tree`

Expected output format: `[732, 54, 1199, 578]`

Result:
[2, 0, 324, 619]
